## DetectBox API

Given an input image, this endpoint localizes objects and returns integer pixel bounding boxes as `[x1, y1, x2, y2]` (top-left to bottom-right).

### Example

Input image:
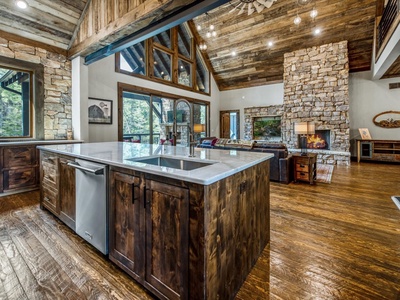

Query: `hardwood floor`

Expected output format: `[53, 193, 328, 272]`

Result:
[0, 162, 399, 299]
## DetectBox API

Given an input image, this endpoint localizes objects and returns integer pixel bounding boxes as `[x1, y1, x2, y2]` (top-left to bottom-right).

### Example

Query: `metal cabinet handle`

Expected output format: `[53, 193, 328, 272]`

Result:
[67, 162, 104, 175]
[132, 184, 140, 204]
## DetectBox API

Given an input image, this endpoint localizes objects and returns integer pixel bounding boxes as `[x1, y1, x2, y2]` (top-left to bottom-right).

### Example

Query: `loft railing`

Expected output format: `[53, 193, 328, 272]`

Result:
[377, 0, 400, 52]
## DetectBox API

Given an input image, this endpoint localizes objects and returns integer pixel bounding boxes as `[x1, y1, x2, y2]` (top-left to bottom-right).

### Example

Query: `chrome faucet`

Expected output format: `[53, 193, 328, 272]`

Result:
[188, 126, 196, 157]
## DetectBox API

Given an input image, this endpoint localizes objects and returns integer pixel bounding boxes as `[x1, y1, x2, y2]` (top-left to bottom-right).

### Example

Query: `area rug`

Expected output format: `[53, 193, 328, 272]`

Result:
[316, 164, 334, 183]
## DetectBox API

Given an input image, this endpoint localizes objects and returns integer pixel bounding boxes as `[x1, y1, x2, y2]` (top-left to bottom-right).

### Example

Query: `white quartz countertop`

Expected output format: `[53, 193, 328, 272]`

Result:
[37, 142, 273, 185]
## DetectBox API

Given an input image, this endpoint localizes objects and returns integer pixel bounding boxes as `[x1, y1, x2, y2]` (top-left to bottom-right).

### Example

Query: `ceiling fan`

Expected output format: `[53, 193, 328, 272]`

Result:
[229, 0, 277, 15]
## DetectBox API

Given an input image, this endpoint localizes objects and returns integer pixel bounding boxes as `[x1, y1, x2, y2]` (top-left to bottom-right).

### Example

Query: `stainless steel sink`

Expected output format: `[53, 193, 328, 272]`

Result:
[127, 156, 215, 171]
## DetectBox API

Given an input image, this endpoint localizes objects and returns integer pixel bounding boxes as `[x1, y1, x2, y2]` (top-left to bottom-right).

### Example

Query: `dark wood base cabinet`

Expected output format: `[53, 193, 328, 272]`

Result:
[40, 151, 76, 230]
[1, 142, 81, 196]
[0, 145, 39, 194]
[109, 160, 270, 300]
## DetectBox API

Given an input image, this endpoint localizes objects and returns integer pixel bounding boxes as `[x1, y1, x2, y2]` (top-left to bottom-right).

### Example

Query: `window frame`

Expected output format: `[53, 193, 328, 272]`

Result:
[0, 56, 44, 140]
[117, 82, 210, 142]
[115, 23, 211, 96]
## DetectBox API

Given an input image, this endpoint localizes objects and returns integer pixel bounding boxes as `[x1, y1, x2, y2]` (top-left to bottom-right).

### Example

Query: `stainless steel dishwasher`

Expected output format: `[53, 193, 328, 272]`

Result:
[67, 159, 108, 255]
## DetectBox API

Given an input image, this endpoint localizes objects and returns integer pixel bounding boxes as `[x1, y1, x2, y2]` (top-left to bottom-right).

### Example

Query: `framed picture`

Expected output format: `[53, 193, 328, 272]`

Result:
[252, 116, 282, 141]
[88, 97, 112, 124]
[359, 128, 371, 140]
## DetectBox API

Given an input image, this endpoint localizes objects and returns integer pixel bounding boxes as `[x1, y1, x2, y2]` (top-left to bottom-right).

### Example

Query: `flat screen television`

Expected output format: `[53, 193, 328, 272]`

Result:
[253, 116, 281, 141]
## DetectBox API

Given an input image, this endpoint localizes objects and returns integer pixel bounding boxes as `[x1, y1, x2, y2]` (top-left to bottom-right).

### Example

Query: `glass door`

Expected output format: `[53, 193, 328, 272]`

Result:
[119, 84, 209, 145]
[122, 91, 151, 143]
[152, 96, 174, 145]
[174, 99, 192, 147]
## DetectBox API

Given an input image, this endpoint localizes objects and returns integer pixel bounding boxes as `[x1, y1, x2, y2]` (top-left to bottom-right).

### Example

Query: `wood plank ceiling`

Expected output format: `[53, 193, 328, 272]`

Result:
[192, 0, 379, 90]
[0, 0, 394, 91]
[0, 0, 88, 50]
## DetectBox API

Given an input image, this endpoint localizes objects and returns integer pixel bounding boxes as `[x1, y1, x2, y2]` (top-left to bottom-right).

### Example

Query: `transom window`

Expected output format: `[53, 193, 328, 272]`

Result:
[0, 66, 32, 138]
[116, 23, 210, 95]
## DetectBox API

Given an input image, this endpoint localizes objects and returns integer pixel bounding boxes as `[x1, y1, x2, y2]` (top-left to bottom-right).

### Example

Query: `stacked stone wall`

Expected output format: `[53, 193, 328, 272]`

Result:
[283, 40, 350, 165]
[0, 37, 72, 139]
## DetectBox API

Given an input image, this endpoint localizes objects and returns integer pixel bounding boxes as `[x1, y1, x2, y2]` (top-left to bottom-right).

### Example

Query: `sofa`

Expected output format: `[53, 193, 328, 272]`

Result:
[198, 137, 293, 184]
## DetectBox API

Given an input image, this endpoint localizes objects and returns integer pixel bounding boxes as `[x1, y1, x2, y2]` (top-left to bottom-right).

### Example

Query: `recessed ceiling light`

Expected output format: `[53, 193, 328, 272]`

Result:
[267, 41, 274, 47]
[314, 28, 321, 35]
[231, 51, 237, 57]
[16, 0, 27, 9]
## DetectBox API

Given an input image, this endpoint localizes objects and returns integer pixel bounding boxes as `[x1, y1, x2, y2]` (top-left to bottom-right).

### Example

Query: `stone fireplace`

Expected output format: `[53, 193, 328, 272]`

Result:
[282, 40, 351, 165]
[244, 41, 351, 165]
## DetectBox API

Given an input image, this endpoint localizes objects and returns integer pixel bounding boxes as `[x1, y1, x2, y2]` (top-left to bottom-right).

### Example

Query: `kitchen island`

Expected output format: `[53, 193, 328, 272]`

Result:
[38, 142, 272, 300]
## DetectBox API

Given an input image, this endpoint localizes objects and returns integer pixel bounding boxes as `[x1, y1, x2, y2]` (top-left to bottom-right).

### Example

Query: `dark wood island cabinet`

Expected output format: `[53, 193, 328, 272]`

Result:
[40, 151, 76, 230]
[109, 161, 270, 300]
[38, 143, 271, 300]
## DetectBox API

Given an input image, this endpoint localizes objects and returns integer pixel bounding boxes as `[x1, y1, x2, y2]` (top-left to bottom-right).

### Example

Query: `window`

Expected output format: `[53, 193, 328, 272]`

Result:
[116, 23, 210, 95]
[0, 57, 44, 140]
[0, 66, 32, 138]
[119, 41, 146, 75]
[118, 83, 209, 145]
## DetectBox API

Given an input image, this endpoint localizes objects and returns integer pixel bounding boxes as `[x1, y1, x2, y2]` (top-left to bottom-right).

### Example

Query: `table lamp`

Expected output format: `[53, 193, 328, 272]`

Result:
[193, 123, 206, 134]
[294, 122, 315, 156]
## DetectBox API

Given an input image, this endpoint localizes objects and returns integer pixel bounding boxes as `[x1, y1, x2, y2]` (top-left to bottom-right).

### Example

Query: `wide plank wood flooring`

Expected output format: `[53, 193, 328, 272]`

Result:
[0, 162, 399, 299]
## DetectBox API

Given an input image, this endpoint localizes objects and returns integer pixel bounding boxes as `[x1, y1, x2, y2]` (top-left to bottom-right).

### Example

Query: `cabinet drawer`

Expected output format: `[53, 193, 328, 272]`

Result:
[296, 171, 310, 181]
[42, 183, 58, 212]
[3, 167, 37, 191]
[41, 157, 58, 185]
[295, 157, 310, 165]
[4, 146, 36, 168]
[296, 163, 309, 172]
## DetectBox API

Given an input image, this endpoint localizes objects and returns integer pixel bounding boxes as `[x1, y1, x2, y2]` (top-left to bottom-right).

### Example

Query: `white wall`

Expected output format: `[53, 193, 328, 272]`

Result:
[219, 84, 284, 138]
[84, 55, 400, 143]
[349, 71, 400, 140]
[71, 57, 89, 141]
[218, 71, 400, 141]
[87, 54, 221, 142]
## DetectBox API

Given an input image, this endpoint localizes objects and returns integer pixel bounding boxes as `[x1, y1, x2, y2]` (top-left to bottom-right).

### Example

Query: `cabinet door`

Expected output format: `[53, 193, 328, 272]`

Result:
[58, 158, 76, 230]
[145, 180, 189, 300]
[2, 146, 38, 192]
[109, 171, 144, 281]
[3, 167, 37, 191]
[40, 152, 59, 214]
[3, 146, 36, 168]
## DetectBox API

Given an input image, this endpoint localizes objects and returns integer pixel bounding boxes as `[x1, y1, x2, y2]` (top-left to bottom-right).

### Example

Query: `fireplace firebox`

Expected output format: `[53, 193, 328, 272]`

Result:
[298, 130, 330, 150]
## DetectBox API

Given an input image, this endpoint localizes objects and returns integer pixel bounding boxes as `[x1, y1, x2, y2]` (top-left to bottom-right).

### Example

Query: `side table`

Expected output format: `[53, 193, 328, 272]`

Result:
[293, 153, 317, 184]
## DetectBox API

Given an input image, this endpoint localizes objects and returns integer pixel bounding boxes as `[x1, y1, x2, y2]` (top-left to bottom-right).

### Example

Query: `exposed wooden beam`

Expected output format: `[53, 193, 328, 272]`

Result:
[0, 29, 67, 56]
[68, 0, 93, 49]
[80, 0, 230, 65]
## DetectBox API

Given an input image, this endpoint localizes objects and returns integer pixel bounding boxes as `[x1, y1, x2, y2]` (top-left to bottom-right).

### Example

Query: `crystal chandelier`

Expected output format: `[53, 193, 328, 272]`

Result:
[293, 0, 318, 26]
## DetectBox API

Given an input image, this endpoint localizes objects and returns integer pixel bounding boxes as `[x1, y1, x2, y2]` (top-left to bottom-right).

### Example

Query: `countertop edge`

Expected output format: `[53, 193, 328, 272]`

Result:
[37, 143, 273, 185]
[0, 140, 83, 146]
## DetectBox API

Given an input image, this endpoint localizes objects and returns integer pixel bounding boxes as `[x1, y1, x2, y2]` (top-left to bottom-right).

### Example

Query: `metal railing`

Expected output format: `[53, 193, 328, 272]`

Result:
[377, 0, 400, 51]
